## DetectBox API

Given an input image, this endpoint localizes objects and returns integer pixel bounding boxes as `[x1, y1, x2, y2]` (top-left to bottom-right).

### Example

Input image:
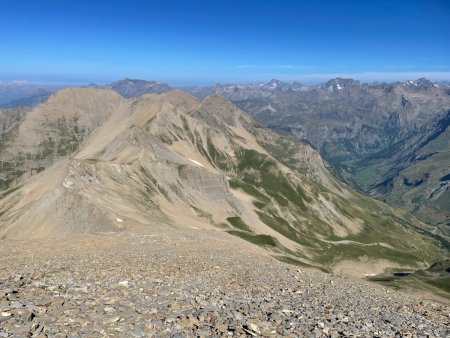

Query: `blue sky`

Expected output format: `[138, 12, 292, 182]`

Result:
[1, 0, 449, 85]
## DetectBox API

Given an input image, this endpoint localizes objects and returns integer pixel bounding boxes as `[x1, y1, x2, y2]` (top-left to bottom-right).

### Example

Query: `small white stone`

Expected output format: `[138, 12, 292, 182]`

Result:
[248, 323, 260, 333]
[104, 306, 115, 313]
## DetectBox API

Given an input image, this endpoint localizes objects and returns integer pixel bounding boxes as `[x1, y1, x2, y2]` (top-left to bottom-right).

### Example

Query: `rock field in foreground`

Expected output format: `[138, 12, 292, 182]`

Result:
[0, 228, 449, 337]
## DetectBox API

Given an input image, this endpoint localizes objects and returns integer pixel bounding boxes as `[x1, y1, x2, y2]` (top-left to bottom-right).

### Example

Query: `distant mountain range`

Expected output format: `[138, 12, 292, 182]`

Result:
[0, 78, 172, 108]
[186, 79, 309, 100]
[1, 77, 449, 237]
[0, 81, 55, 107]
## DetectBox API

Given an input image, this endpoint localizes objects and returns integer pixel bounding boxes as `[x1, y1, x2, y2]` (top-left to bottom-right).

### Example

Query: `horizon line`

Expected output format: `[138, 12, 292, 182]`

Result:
[1, 71, 450, 87]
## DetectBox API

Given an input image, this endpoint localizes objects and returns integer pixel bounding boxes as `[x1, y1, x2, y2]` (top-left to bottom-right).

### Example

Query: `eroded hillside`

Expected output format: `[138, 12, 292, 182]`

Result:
[0, 89, 447, 275]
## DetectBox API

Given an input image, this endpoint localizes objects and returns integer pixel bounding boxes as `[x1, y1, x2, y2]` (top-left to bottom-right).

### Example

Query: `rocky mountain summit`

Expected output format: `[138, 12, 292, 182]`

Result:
[0, 87, 449, 337]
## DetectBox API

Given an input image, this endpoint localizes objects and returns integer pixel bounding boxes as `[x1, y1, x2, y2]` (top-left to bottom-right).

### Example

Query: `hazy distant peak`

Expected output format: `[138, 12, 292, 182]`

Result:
[325, 78, 359, 89]
[264, 79, 306, 92]
[0, 80, 30, 87]
[401, 78, 439, 88]
[108, 78, 172, 98]
[0, 81, 58, 106]
[112, 78, 159, 86]
[10, 80, 29, 85]
[415, 77, 438, 88]
[268, 79, 280, 85]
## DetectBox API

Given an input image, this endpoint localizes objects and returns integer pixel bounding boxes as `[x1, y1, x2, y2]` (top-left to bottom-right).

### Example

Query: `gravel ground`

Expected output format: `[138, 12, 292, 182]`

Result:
[0, 228, 449, 337]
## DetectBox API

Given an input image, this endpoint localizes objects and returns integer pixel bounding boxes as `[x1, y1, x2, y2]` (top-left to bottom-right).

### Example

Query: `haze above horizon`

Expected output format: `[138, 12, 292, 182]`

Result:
[1, 0, 449, 85]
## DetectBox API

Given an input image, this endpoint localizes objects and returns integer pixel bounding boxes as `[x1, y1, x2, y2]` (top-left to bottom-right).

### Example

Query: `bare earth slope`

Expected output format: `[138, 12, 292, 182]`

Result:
[0, 89, 447, 276]
[0, 88, 123, 191]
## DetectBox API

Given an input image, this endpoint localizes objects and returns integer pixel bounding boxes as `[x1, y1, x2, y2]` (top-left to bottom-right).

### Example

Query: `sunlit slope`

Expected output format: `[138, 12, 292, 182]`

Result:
[0, 89, 447, 273]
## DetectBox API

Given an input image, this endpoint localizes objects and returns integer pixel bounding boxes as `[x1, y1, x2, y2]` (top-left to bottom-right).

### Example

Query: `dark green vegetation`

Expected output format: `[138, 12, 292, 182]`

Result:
[368, 260, 450, 299]
[227, 230, 278, 247]
[275, 255, 330, 273]
[139, 166, 170, 201]
[226, 216, 281, 249]
[226, 216, 251, 232]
